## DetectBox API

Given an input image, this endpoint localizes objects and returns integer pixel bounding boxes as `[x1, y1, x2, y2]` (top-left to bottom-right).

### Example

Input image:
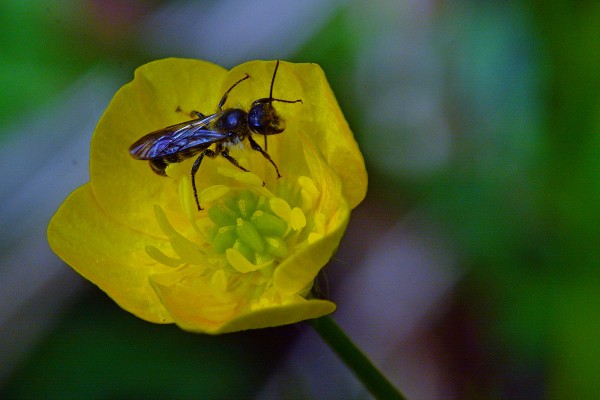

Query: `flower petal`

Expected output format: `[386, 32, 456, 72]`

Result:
[273, 137, 351, 293]
[294, 62, 368, 209]
[214, 299, 336, 334]
[151, 271, 336, 334]
[47, 184, 174, 323]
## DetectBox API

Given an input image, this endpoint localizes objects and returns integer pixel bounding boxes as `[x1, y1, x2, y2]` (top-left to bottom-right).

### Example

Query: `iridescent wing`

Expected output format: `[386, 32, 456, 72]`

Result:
[129, 112, 227, 160]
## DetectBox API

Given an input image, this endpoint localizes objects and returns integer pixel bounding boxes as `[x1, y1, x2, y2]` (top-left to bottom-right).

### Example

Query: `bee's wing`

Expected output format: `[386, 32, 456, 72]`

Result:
[129, 112, 225, 160]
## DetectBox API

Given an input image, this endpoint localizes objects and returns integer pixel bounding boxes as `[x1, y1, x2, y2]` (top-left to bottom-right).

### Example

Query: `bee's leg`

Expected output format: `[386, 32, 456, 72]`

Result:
[191, 149, 217, 211]
[220, 150, 251, 173]
[247, 135, 281, 178]
[221, 149, 265, 186]
[217, 73, 251, 110]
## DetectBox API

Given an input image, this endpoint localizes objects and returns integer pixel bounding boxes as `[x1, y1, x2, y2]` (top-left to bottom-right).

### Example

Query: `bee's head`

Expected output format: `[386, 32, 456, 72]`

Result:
[248, 99, 285, 136]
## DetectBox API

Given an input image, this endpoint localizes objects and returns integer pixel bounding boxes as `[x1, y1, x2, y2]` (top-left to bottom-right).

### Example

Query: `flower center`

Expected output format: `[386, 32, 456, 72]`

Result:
[146, 172, 325, 309]
[208, 189, 291, 273]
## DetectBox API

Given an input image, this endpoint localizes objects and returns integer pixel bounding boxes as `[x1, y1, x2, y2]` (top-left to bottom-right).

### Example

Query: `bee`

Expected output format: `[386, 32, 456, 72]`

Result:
[129, 60, 302, 210]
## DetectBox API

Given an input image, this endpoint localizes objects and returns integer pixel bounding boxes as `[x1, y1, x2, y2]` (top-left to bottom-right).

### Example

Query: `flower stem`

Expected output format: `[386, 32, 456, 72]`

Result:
[310, 316, 408, 400]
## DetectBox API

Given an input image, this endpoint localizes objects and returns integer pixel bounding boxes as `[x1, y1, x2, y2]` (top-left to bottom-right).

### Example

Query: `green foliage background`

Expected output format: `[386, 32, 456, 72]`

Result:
[3, 1, 600, 398]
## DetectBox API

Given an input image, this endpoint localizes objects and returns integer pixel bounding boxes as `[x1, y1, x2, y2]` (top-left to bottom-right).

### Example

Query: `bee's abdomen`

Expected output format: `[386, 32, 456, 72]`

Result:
[149, 159, 168, 176]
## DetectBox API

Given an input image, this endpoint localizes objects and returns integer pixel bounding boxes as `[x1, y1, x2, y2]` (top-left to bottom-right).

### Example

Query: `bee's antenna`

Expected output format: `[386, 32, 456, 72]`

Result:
[265, 60, 280, 151]
[270, 60, 280, 101]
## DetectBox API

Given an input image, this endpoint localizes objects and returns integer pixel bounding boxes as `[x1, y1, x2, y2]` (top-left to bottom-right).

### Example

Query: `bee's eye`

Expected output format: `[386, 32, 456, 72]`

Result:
[248, 102, 284, 135]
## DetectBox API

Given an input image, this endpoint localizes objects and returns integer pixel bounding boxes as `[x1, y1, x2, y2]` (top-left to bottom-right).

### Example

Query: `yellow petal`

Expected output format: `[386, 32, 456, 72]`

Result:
[275, 205, 350, 294]
[47, 184, 173, 323]
[291, 62, 368, 209]
[213, 299, 336, 334]
[150, 274, 239, 333]
[273, 134, 351, 293]
[153, 275, 336, 334]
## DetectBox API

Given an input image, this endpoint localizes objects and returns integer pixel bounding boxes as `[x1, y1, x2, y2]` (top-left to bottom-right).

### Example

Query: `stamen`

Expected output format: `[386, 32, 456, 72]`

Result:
[298, 176, 320, 209]
[154, 173, 324, 310]
[153, 205, 205, 264]
[200, 185, 231, 204]
[154, 204, 178, 237]
[179, 178, 196, 221]
[290, 207, 306, 230]
[251, 210, 288, 236]
[208, 204, 238, 226]
[210, 269, 229, 292]
[307, 212, 326, 244]
[217, 166, 264, 187]
[255, 253, 275, 266]
[269, 197, 292, 220]
[213, 225, 237, 253]
[237, 190, 257, 218]
[298, 176, 319, 197]
[233, 238, 255, 263]
[236, 218, 265, 253]
[226, 248, 271, 273]
[145, 245, 183, 267]
[264, 236, 288, 258]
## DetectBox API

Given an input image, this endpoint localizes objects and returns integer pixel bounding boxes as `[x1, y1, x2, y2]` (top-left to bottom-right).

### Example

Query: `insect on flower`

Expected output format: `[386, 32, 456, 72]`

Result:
[129, 60, 302, 210]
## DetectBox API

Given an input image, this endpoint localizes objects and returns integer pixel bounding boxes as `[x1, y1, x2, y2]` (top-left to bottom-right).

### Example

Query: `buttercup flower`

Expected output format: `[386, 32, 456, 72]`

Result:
[48, 59, 367, 334]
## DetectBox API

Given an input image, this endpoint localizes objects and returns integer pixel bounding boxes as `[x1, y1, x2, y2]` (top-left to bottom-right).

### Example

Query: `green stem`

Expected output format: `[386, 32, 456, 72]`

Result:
[309, 316, 408, 400]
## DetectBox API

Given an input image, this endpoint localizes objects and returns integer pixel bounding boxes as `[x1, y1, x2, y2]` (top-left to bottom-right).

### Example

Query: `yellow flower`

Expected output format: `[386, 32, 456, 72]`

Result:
[48, 59, 367, 334]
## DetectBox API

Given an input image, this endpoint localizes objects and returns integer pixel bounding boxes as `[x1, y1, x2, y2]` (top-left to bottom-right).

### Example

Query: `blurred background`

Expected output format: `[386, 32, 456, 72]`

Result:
[1, 0, 599, 398]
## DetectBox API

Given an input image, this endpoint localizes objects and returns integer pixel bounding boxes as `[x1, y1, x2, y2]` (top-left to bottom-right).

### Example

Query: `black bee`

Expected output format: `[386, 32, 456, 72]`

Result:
[129, 60, 302, 210]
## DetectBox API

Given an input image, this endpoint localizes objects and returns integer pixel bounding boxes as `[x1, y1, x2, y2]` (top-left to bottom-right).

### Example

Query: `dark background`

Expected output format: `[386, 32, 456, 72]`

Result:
[2, 1, 599, 398]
